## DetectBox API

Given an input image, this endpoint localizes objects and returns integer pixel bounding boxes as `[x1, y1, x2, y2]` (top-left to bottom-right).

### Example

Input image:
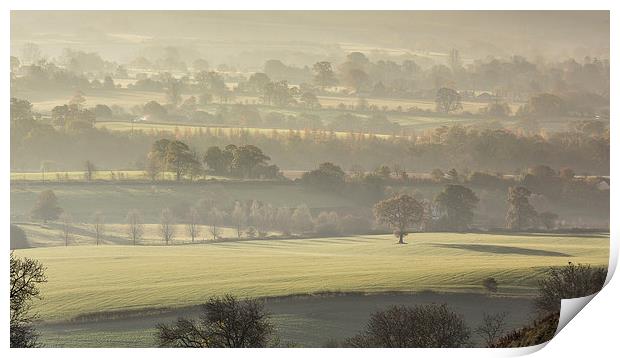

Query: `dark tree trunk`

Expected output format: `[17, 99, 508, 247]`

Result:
[398, 233, 405, 244]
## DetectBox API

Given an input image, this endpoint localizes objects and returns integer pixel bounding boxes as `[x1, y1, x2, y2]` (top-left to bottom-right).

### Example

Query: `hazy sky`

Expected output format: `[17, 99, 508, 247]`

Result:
[11, 11, 609, 66]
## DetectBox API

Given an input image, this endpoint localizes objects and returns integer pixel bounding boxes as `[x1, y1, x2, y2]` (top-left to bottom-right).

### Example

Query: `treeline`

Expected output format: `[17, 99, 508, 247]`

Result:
[11, 98, 609, 175]
[12, 48, 610, 118]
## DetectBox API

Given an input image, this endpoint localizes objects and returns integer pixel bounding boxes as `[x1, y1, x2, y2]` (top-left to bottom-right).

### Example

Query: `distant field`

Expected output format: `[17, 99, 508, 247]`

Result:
[10, 170, 223, 182]
[17, 88, 166, 112]
[15, 232, 608, 321]
[95, 120, 396, 139]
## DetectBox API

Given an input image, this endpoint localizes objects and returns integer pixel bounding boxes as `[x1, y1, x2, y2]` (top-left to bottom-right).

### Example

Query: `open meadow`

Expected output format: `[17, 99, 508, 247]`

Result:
[15, 232, 608, 322]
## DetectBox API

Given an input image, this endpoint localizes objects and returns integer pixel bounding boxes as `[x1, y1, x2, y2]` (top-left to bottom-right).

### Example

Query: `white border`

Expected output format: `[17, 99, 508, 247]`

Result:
[2, 1, 617, 357]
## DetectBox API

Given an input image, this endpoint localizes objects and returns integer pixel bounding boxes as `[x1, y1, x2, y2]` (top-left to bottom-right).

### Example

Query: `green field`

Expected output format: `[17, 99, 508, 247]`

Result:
[16, 232, 608, 322]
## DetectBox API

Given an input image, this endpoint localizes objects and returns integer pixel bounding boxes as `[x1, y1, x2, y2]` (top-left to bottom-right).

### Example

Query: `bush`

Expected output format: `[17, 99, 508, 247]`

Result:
[346, 304, 471, 347]
[156, 295, 275, 347]
[482, 277, 498, 293]
[535, 262, 607, 314]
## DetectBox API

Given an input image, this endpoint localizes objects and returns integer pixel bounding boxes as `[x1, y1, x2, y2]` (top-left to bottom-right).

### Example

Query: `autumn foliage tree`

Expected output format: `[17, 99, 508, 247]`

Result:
[374, 194, 424, 244]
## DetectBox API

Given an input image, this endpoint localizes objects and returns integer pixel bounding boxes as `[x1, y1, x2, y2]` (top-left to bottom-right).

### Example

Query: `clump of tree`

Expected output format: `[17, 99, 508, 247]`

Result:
[10, 252, 47, 348]
[156, 295, 275, 347]
[300, 162, 346, 191]
[435, 87, 463, 113]
[505, 186, 538, 230]
[30, 190, 63, 223]
[203, 144, 282, 179]
[434, 184, 479, 231]
[346, 304, 471, 347]
[374, 194, 424, 244]
[148, 139, 202, 181]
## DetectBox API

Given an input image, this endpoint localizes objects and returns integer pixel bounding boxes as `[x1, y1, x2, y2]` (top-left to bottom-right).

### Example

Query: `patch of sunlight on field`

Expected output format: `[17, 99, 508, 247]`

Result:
[14, 232, 609, 321]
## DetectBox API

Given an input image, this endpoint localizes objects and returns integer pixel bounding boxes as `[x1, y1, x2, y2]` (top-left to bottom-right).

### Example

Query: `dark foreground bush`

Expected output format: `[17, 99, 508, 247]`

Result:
[535, 262, 607, 314]
[156, 295, 275, 347]
[346, 304, 471, 347]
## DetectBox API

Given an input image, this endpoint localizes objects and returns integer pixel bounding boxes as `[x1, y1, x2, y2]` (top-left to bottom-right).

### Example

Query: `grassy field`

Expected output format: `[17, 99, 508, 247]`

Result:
[37, 292, 535, 347]
[15, 232, 608, 322]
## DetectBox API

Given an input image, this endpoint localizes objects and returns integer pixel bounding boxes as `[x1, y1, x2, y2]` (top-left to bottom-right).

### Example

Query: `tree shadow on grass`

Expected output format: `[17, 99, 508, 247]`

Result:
[431, 243, 572, 257]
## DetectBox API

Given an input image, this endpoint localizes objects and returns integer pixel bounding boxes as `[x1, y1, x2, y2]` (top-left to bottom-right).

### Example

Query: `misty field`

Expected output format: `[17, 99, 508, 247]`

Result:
[16, 232, 608, 321]
[94, 120, 396, 139]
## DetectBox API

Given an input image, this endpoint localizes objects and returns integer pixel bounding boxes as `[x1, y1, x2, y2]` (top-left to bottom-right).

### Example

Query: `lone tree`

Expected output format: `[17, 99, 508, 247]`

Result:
[435, 184, 479, 231]
[374, 194, 424, 244]
[30, 190, 63, 223]
[506, 186, 538, 230]
[126, 209, 144, 245]
[91, 211, 105, 246]
[347, 304, 471, 348]
[160, 208, 176, 245]
[207, 207, 224, 240]
[84, 160, 96, 181]
[475, 312, 508, 347]
[10, 252, 47, 348]
[59, 213, 72, 246]
[435, 87, 463, 113]
[185, 207, 200, 243]
[156, 295, 275, 347]
[231, 201, 247, 239]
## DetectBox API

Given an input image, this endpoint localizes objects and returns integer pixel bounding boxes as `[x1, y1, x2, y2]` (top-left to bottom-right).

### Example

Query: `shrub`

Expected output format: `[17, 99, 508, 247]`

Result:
[346, 304, 471, 347]
[535, 262, 607, 314]
[156, 295, 275, 347]
[482, 277, 498, 293]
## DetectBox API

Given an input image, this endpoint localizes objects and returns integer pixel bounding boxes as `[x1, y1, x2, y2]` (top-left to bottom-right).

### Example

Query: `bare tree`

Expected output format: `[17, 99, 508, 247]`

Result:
[59, 213, 72, 246]
[156, 295, 274, 347]
[126, 210, 144, 245]
[10, 252, 47, 347]
[160, 208, 175, 245]
[231, 201, 246, 239]
[475, 312, 508, 347]
[208, 207, 224, 240]
[84, 160, 96, 181]
[186, 207, 200, 243]
[347, 304, 471, 347]
[91, 211, 105, 246]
